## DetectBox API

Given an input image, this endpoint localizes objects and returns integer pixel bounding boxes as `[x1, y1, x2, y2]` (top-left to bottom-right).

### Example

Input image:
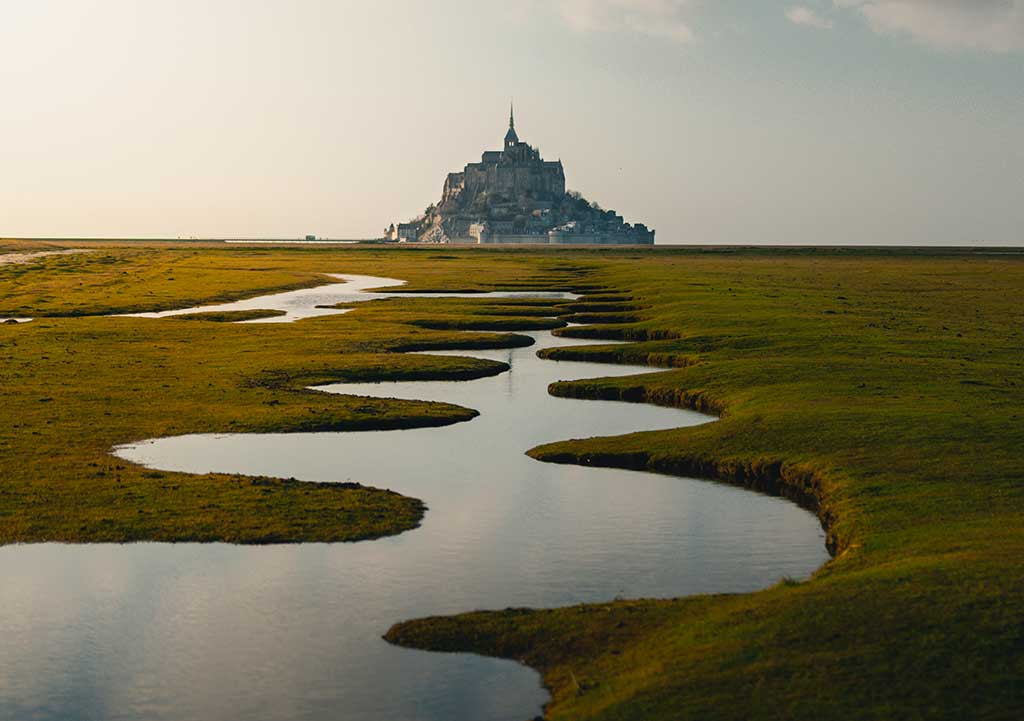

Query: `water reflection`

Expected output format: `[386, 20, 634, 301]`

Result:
[0, 276, 829, 721]
[121, 273, 572, 324]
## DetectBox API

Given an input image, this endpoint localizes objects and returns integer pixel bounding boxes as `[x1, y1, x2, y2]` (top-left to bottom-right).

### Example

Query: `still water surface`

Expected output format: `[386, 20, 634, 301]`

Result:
[0, 276, 828, 721]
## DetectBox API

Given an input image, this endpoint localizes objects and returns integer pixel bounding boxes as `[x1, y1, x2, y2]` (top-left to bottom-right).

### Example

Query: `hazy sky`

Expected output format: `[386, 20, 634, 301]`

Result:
[2, 1, 1022, 244]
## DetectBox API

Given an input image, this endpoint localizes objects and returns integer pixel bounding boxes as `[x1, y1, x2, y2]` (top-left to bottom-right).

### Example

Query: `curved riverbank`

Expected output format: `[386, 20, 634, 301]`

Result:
[96, 275, 826, 721]
[384, 254, 1024, 721]
[0, 274, 574, 545]
[3, 244, 1020, 720]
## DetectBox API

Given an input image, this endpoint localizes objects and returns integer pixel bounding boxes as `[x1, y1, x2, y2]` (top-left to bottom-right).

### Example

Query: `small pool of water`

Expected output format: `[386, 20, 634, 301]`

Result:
[1, 276, 829, 721]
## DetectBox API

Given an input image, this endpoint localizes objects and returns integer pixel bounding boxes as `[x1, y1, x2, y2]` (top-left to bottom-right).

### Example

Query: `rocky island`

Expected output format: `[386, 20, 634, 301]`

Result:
[386, 106, 655, 245]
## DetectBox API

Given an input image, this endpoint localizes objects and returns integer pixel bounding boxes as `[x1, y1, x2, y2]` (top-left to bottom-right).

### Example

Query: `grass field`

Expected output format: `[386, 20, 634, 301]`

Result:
[0, 243, 580, 542]
[385, 250, 1024, 720]
[3, 240, 1022, 718]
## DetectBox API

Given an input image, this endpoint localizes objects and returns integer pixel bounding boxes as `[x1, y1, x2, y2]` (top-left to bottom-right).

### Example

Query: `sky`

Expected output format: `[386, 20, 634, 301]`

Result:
[1, 1, 1021, 245]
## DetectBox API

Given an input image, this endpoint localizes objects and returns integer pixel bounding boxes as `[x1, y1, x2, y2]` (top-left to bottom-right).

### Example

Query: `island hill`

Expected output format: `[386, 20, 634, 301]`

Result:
[385, 107, 655, 246]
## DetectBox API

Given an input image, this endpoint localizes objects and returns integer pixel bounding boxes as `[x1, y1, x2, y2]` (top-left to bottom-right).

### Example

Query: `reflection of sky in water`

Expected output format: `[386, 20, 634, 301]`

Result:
[121, 273, 575, 324]
[2, 277, 829, 721]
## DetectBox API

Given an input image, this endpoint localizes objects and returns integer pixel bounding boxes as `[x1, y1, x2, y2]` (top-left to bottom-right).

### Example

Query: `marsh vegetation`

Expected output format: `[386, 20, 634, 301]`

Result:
[1, 241, 1021, 720]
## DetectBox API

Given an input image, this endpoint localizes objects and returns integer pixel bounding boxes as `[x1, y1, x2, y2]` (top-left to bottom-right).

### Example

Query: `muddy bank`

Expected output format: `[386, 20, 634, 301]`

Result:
[0, 248, 91, 266]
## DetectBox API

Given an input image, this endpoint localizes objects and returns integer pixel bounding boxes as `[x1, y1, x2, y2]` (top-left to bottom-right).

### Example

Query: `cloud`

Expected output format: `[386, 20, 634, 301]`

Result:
[836, 0, 1024, 53]
[555, 0, 700, 42]
[786, 5, 835, 29]
[545, 1, 1024, 52]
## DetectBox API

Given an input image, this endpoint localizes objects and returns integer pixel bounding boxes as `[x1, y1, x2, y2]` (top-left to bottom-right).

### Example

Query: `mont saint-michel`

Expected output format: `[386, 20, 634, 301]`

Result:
[385, 107, 655, 245]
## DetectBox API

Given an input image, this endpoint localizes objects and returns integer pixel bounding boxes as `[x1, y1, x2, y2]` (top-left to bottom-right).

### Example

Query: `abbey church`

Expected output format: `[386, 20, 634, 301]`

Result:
[387, 107, 654, 245]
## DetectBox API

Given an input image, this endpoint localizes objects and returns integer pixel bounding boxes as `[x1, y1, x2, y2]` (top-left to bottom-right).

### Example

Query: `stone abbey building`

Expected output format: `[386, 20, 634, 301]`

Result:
[386, 107, 654, 245]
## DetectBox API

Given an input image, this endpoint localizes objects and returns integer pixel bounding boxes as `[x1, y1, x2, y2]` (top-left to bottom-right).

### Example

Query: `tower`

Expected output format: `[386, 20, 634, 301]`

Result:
[504, 101, 519, 151]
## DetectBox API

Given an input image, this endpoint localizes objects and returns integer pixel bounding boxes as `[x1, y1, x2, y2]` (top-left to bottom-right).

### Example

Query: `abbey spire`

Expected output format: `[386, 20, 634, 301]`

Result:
[504, 100, 519, 149]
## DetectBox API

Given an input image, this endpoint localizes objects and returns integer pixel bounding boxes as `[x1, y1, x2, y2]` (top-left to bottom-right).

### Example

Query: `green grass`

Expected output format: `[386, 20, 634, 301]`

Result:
[3, 241, 1022, 718]
[171, 309, 288, 322]
[386, 251, 1024, 720]
[0, 241, 592, 317]
[0, 243, 580, 542]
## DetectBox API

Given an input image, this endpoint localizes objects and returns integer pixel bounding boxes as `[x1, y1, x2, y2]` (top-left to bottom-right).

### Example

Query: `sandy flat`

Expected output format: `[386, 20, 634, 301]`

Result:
[0, 248, 91, 266]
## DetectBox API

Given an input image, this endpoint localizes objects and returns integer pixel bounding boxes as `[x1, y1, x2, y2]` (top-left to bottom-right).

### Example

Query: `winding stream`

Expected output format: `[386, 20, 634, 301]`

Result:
[0, 275, 828, 721]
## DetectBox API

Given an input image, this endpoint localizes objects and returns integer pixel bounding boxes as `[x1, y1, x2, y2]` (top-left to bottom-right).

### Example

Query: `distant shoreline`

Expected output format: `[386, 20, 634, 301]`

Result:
[223, 240, 360, 245]
[2, 237, 1022, 255]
